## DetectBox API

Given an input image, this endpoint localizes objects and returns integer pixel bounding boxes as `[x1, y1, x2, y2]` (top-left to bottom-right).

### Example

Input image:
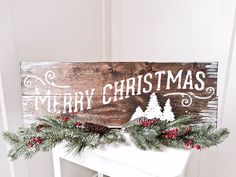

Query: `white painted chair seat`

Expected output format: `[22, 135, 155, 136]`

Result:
[53, 142, 190, 177]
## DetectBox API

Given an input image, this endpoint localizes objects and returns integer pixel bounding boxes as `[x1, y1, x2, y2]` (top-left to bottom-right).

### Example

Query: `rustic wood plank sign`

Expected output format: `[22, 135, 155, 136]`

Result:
[21, 62, 218, 126]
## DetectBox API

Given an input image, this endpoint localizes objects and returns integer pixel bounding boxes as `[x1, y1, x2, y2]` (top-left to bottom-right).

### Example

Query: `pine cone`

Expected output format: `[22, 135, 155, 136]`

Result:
[84, 122, 109, 134]
[184, 126, 192, 135]
[35, 124, 51, 132]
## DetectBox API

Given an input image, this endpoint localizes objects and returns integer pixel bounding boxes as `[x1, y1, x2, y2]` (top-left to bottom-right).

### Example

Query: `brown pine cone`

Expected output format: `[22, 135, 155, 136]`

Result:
[35, 124, 51, 132]
[184, 126, 192, 135]
[84, 122, 109, 134]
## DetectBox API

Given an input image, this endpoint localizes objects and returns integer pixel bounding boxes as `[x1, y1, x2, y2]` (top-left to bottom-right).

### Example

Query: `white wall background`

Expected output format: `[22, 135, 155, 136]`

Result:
[0, 0, 236, 177]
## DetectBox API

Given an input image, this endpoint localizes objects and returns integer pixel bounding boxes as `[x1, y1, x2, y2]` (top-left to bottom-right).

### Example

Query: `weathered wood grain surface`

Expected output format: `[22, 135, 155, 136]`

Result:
[21, 62, 218, 126]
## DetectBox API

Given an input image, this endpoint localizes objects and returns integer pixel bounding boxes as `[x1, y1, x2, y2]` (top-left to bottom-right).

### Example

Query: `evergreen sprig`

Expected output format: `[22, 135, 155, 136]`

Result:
[124, 116, 229, 150]
[2, 115, 229, 161]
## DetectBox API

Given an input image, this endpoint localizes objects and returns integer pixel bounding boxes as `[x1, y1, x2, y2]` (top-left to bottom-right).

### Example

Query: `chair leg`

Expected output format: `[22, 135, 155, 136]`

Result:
[52, 151, 62, 177]
[92, 172, 104, 177]
[97, 172, 104, 177]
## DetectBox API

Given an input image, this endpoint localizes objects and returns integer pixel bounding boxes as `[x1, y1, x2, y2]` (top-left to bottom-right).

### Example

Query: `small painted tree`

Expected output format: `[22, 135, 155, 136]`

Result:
[130, 106, 145, 120]
[144, 93, 163, 119]
[162, 98, 175, 121]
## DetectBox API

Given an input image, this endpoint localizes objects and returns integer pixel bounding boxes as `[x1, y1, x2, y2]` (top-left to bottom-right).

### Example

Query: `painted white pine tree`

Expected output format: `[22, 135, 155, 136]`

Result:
[162, 98, 175, 121]
[144, 93, 163, 119]
[130, 106, 145, 120]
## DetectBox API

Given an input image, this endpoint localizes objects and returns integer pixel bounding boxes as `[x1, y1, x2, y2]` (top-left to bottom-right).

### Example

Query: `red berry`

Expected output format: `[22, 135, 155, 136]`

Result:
[73, 122, 82, 127]
[27, 142, 33, 148]
[37, 138, 43, 144]
[195, 145, 201, 150]
[184, 139, 194, 149]
[32, 137, 37, 142]
[184, 144, 189, 149]
[31, 137, 43, 144]
[63, 116, 70, 122]
[142, 121, 150, 127]
[165, 135, 169, 139]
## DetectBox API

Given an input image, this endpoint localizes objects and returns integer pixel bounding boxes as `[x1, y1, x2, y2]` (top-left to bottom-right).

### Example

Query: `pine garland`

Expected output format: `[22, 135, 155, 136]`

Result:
[125, 117, 229, 150]
[3, 115, 229, 161]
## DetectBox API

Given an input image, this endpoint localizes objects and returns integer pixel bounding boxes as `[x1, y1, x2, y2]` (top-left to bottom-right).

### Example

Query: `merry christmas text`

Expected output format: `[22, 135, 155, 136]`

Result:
[35, 69, 206, 113]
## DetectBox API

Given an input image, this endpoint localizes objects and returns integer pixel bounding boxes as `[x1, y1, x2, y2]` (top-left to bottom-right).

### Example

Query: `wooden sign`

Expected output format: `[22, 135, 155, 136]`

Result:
[21, 62, 218, 126]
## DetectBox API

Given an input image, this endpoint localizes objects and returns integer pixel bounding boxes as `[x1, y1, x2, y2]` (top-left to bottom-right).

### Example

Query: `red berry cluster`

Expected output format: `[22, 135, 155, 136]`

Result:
[73, 121, 82, 127]
[162, 128, 179, 139]
[140, 118, 160, 127]
[27, 137, 43, 148]
[184, 139, 194, 148]
[63, 116, 70, 122]
[184, 139, 201, 150]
